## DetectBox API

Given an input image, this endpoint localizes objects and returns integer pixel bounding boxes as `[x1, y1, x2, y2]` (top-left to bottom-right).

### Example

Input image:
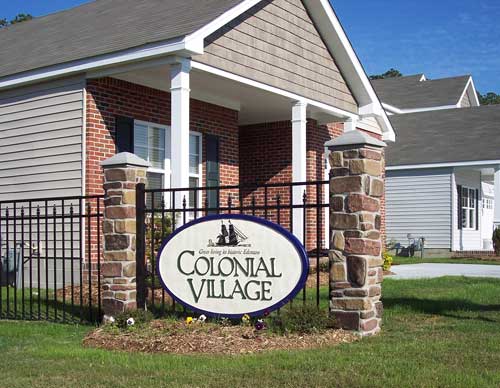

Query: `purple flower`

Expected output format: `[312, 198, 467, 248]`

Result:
[255, 319, 265, 331]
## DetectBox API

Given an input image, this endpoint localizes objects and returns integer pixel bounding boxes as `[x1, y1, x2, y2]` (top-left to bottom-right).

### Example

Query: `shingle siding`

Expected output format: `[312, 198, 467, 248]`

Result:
[198, 0, 358, 113]
[386, 168, 453, 249]
[0, 77, 84, 201]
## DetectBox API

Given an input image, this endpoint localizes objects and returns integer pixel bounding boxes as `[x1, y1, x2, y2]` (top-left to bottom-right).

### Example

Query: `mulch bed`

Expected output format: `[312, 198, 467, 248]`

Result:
[83, 320, 358, 355]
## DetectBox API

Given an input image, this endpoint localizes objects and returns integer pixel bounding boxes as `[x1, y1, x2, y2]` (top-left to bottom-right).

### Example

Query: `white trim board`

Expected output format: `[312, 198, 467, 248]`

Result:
[387, 160, 500, 171]
[382, 102, 460, 115]
[0, 38, 194, 91]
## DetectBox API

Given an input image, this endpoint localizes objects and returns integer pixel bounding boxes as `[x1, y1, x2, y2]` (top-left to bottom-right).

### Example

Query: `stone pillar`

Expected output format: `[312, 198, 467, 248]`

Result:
[326, 130, 386, 336]
[101, 152, 150, 315]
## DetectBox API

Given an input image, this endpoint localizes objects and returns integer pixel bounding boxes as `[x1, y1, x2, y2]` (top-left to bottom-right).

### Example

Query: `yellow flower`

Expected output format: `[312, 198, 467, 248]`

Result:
[186, 317, 194, 325]
[242, 314, 250, 323]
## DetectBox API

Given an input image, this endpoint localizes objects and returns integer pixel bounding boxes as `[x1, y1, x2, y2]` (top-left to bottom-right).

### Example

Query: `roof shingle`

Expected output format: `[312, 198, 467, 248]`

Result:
[386, 105, 500, 166]
[0, 0, 244, 79]
[372, 75, 470, 110]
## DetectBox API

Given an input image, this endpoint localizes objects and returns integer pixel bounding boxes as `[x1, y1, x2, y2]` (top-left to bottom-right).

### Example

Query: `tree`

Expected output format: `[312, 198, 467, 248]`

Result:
[477, 91, 500, 106]
[369, 68, 403, 80]
[0, 13, 33, 29]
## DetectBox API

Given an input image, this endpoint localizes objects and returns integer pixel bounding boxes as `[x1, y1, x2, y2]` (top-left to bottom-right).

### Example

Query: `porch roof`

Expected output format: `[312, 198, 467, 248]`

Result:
[386, 105, 500, 168]
[0, 0, 242, 79]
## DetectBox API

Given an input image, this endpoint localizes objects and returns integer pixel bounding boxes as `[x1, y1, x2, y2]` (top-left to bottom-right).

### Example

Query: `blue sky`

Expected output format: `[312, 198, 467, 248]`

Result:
[2, 0, 499, 92]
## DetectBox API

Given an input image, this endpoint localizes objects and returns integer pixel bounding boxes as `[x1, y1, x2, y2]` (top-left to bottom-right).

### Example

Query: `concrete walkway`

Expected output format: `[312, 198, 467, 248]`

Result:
[389, 263, 500, 279]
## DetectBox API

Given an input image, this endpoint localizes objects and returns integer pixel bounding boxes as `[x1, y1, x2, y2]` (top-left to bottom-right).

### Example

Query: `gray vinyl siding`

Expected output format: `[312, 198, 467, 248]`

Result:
[0, 76, 85, 201]
[386, 168, 453, 249]
[198, 0, 358, 114]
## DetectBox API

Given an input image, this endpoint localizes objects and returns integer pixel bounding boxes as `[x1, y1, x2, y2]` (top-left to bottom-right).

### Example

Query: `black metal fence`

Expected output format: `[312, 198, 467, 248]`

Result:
[136, 180, 330, 315]
[0, 195, 104, 323]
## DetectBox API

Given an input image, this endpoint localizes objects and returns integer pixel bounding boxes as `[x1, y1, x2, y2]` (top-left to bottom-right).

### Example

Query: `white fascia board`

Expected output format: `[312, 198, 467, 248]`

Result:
[381, 103, 403, 114]
[191, 61, 358, 120]
[0, 37, 196, 91]
[185, 0, 262, 45]
[469, 78, 481, 106]
[387, 160, 500, 171]
[382, 102, 460, 115]
[401, 105, 459, 113]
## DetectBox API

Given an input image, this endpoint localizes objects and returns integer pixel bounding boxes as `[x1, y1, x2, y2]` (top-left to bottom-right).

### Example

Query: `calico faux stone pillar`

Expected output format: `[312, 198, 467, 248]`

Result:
[326, 130, 386, 336]
[101, 152, 150, 315]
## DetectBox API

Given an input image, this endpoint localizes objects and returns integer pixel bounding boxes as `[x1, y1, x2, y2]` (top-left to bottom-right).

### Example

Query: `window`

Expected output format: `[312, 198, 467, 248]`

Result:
[133, 121, 202, 209]
[461, 187, 477, 229]
[484, 198, 494, 210]
[189, 132, 202, 208]
[134, 122, 169, 208]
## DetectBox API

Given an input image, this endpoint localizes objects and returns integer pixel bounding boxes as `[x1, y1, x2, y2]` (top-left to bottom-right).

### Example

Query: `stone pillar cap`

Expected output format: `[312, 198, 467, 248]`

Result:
[101, 152, 151, 168]
[325, 130, 387, 150]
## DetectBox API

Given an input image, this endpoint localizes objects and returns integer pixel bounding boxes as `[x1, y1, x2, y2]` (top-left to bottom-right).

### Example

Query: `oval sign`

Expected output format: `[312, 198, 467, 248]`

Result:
[156, 214, 309, 318]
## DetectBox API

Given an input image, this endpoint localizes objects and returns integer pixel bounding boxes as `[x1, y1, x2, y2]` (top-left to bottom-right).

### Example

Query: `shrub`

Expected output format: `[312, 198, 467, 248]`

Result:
[268, 305, 335, 334]
[493, 228, 500, 255]
[383, 252, 393, 271]
[114, 309, 154, 329]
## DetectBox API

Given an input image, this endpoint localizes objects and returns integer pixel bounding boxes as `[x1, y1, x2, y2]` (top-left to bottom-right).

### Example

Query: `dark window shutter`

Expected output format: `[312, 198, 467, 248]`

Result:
[476, 188, 480, 231]
[206, 135, 220, 212]
[115, 116, 134, 153]
[457, 185, 463, 230]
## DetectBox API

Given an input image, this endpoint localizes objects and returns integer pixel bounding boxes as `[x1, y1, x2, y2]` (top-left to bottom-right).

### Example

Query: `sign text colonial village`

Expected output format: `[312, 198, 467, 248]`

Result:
[176, 247, 283, 303]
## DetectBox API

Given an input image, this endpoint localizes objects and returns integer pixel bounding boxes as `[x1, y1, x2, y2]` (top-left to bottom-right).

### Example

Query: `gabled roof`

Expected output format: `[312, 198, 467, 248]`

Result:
[0, 0, 243, 80]
[372, 74, 474, 111]
[386, 105, 500, 167]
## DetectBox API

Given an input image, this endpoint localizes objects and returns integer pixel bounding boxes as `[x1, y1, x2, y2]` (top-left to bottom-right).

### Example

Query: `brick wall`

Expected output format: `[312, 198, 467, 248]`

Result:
[85, 77, 239, 196]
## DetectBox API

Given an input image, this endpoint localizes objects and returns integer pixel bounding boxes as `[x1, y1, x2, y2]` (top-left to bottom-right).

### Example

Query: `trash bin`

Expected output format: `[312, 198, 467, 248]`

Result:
[0, 244, 22, 287]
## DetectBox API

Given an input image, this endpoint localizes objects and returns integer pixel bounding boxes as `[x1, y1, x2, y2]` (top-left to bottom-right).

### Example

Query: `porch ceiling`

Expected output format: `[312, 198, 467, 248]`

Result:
[111, 65, 345, 126]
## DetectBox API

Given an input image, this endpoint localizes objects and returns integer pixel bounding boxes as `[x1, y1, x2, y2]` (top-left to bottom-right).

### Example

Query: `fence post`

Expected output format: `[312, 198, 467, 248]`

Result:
[326, 131, 387, 336]
[101, 153, 150, 315]
[135, 183, 147, 310]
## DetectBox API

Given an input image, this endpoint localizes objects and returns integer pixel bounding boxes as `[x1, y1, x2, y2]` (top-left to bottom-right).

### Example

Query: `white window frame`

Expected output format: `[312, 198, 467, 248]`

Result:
[133, 120, 203, 211]
[461, 186, 477, 230]
[134, 120, 171, 191]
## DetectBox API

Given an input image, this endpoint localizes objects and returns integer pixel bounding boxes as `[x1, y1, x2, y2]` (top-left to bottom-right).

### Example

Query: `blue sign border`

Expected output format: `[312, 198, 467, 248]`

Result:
[155, 214, 310, 318]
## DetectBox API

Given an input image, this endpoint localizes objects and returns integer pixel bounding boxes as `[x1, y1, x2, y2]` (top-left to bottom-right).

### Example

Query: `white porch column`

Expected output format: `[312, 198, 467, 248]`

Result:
[494, 168, 500, 228]
[292, 101, 307, 243]
[170, 59, 191, 209]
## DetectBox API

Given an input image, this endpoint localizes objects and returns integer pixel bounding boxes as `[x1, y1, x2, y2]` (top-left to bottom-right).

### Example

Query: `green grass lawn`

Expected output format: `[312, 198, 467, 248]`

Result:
[1, 277, 500, 387]
[392, 256, 500, 266]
